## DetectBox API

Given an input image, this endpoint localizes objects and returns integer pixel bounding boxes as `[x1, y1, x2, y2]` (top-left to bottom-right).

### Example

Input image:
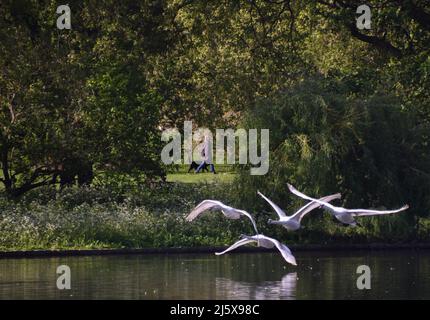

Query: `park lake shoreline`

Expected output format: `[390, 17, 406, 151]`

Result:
[2, 242, 430, 259]
[2, 178, 429, 258]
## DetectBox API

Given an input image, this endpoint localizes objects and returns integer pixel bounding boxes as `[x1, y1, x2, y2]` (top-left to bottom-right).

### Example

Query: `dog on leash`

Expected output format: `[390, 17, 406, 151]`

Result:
[188, 161, 209, 173]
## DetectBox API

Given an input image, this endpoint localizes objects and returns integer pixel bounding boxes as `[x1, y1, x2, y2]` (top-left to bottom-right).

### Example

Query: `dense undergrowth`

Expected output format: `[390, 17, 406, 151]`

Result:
[1, 180, 429, 251]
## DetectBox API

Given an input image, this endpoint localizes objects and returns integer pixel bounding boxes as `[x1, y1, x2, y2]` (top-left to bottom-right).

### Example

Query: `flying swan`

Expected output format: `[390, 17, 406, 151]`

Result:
[258, 191, 341, 231]
[215, 234, 297, 266]
[186, 200, 259, 233]
[287, 183, 409, 227]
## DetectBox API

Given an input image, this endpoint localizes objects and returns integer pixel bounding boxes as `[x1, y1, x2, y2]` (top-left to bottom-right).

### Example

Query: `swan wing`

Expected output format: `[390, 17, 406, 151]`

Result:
[291, 193, 341, 222]
[186, 200, 227, 221]
[255, 235, 297, 266]
[215, 238, 256, 255]
[237, 209, 259, 234]
[287, 184, 336, 211]
[258, 191, 287, 218]
[348, 205, 409, 216]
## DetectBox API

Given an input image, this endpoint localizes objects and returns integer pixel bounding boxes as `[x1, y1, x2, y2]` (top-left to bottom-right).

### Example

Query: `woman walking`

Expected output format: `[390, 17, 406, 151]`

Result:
[195, 135, 216, 174]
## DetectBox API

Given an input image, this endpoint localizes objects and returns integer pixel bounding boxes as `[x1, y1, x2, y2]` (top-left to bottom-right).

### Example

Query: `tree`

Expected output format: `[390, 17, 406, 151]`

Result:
[0, 1, 169, 196]
[240, 78, 430, 225]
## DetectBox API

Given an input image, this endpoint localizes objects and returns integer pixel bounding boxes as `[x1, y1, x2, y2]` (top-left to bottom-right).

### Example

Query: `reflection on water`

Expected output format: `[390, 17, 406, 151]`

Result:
[1, 250, 430, 299]
[216, 273, 297, 300]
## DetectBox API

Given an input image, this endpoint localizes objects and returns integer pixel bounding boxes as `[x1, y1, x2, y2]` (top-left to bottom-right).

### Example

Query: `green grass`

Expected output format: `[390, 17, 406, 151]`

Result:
[166, 164, 236, 184]
[167, 172, 236, 184]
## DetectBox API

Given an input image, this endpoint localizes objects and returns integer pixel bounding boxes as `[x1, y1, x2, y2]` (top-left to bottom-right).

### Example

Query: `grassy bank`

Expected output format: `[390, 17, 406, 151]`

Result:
[1, 171, 430, 252]
[166, 164, 236, 184]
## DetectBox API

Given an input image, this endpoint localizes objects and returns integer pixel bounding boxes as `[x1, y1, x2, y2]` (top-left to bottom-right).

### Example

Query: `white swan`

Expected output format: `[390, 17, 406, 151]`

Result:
[287, 183, 409, 226]
[186, 200, 259, 233]
[215, 234, 297, 266]
[258, 191, 341, 231]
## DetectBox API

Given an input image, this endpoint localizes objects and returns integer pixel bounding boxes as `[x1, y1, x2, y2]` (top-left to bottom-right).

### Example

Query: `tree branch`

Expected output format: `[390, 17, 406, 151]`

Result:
[7, 93, 16, 123]
[347, 23, 402, 57]
[11, 179, 54, 198]
[0, 142, 11, 191]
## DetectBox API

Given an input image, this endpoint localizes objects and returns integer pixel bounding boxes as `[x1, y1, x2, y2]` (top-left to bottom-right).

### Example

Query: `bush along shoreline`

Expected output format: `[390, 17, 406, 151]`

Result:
[1, 183, 429, 253]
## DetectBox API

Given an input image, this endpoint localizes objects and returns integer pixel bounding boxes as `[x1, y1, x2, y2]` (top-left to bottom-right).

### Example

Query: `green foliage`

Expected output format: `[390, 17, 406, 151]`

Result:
[238, 78, 430, 228]
[1, 182, 430, 251]
[0, 1, 171, 196]
[86, 63, 164, 177]
[0, 183, 241, 250]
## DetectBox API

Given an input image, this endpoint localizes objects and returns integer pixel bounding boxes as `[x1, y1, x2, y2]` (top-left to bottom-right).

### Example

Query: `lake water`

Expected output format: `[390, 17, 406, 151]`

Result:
[1, 249, 430, 299]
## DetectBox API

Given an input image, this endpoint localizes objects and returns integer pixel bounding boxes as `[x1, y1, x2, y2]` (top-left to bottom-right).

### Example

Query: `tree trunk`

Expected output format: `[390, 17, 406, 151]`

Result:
[1, 142, 13, 195]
